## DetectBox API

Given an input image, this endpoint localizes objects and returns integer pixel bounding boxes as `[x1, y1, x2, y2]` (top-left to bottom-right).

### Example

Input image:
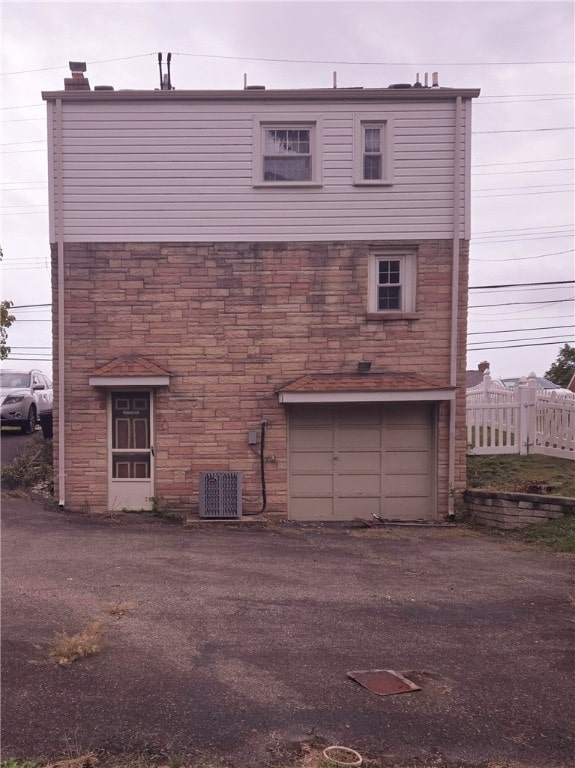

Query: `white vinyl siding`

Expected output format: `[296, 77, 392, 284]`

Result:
[47, 98, 471, 243]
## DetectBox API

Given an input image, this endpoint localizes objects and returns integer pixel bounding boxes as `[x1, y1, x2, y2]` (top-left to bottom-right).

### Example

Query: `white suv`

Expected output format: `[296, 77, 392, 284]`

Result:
[0, 369, 53, 434]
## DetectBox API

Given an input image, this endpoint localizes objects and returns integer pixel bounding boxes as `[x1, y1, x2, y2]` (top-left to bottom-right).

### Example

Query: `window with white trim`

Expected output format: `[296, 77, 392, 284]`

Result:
[354, 115, 393, 185]
[368, 252, 416, 313]
[264, 128, 311, 181]
[253, 117, 323, 186]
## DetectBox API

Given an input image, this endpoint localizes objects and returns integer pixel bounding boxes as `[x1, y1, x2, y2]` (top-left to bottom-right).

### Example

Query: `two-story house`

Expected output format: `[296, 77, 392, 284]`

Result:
[42, 63, 479, 520]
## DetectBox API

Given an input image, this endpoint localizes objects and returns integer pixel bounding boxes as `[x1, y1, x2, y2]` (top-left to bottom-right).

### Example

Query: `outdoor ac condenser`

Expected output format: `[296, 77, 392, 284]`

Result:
[199, 471, 243, 519]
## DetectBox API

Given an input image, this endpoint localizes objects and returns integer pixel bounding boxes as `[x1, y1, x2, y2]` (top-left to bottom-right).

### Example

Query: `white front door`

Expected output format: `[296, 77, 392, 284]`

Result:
[108, 391, 154, 511]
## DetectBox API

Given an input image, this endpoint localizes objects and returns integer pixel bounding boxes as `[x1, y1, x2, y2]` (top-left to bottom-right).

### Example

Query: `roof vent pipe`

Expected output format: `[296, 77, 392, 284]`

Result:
[432, 71, 439, 87]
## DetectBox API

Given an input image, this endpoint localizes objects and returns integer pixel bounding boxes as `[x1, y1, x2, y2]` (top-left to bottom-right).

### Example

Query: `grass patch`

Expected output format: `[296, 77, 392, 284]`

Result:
[1, 433, 53, 493]
[518, 516, 575, 553]
[48, 621, 104, 667]
[1, 762, 42, 768]
[467, 454, 575, 497]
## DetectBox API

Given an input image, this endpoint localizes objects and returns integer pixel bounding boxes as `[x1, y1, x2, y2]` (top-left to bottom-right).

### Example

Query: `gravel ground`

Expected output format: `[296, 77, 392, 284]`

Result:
[0, 428, 36, 464]
[1, 493, 574, 767]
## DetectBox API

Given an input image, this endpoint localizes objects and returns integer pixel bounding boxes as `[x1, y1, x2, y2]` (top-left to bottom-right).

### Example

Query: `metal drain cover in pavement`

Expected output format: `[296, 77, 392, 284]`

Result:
[347, 669, 422, 696]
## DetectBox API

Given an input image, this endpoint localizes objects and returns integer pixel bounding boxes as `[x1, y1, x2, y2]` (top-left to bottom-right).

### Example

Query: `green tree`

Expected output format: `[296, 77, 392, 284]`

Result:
[0, 247, 15, 360]
[545, 343, 575, 388]
[0, 299, 15, 360]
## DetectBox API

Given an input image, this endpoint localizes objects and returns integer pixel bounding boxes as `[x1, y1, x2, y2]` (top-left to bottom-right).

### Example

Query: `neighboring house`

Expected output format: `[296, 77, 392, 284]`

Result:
[466, 364, 563, 394]
[466, 361, 491, 389]
[500, 376, 561, 391]
[42, 63, 479, 520]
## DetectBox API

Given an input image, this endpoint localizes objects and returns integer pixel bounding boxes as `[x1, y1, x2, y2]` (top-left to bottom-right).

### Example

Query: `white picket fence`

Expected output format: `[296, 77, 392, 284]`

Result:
[467, 372, 575, 459]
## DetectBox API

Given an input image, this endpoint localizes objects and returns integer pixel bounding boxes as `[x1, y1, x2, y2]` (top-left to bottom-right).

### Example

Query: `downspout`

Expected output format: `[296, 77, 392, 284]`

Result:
[55, 98, 66, 508]
[448, 95, 463, 517]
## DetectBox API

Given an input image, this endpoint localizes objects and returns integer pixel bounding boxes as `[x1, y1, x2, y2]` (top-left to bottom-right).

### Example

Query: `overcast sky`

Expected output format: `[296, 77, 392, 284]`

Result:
[1, 0, 574, 382]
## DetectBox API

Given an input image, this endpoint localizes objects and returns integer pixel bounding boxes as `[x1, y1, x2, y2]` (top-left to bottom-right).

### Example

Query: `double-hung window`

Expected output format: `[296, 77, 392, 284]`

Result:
[354, 115, 393, 185]
[368, 252, 416, 314]
[264, 128, 311, 182]
[253, 117, 323, 186]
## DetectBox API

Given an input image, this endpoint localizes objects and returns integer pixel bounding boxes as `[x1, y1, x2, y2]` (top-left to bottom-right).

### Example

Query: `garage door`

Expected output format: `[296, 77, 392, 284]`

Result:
[288, 403, 435, 521]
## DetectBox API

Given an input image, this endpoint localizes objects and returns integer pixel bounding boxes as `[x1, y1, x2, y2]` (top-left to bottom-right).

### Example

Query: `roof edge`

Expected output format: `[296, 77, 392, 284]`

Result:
[41, 87, 481, 103]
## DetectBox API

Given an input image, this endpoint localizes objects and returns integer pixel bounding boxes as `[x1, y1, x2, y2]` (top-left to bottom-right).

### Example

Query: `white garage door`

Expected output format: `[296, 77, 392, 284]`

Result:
[288, 403, 435, 521]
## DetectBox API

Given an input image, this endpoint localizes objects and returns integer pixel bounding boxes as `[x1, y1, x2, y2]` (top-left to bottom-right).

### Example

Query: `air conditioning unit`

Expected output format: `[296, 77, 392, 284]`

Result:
[199, 471, 242, 519]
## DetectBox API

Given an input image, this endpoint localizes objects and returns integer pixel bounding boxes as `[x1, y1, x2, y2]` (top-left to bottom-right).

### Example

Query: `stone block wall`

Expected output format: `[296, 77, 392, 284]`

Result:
[51, 238, 469, 515]
[464, 489, 575, 529]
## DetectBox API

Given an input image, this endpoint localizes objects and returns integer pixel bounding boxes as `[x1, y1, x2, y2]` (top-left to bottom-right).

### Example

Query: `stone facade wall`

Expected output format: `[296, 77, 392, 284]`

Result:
[464, 489, 575, 529]
[51, 239, 469, 516]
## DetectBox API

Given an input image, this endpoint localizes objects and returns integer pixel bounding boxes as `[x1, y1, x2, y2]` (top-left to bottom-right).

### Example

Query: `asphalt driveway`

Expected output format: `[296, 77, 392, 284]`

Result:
[1, 493, 574, 767]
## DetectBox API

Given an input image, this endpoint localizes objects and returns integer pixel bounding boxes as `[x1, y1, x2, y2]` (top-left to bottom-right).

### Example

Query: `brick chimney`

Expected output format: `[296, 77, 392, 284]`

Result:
[478, 360, 490, 373]
[64, 61, 90, 91]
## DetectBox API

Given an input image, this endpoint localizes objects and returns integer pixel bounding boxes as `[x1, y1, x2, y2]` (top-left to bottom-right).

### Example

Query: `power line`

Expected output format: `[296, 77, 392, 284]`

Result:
[471, 286, 574, 296]
[474, 168, 574, 176]
[0, 117, 45, 123]
[0, 103, 43, 111]
[469, 333, 574, 345]
[482, 93, 574, 98]
[469, 313, 575, 324]
[470, 300, 574, 316]
[475, 189, 573, 198]
[0, 140, 46, 146]
[471, 157, 574, 167]
[474, 127, 574, 134]
[477, 96, 574, 104]
[470, 297, 574, 309]
[472, 241, 574, 251]
[473, 224, 572, 235]
[468, 339, 574, 350]
[474, 183, 574, 192]
[1, 53, 155, 76]
[468, 325, 575, 336]
[469, 280, 574, 290]
[12, 49, 572, 76]
[174, 51, 575, 66]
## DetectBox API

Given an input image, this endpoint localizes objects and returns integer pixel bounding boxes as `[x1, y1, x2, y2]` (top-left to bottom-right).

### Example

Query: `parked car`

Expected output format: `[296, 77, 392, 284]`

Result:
[0, 369, 53, 435]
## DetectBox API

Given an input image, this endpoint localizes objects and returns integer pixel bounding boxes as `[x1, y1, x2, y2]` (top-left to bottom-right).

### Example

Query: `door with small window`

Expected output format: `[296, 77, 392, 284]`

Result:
[108, 391, 154, 511]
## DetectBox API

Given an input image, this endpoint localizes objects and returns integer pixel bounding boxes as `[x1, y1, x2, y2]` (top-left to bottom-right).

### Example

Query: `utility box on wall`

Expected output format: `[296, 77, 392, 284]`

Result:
[199, 472, 243, 519]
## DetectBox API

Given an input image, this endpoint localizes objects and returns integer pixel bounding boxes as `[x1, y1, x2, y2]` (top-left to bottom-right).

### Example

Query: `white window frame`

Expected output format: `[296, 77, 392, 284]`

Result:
[253, 115, 323, 187]
[368, 251, 416, 314]
[353, 115, 394, 186]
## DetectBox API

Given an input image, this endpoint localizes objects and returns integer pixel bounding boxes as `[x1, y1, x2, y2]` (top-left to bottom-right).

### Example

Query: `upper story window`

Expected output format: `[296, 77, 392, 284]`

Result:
[368, 251, 416, 314]
[354, 115, 394, 186]
[264, 128, 311, 182]
[253, 116, 323, 187]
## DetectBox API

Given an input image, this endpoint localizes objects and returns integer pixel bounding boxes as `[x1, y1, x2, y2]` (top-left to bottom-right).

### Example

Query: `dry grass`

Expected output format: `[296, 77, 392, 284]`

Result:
[44, 755, 98, 768]
[104, 601, 135, 618]
[48, 621, 104, 667]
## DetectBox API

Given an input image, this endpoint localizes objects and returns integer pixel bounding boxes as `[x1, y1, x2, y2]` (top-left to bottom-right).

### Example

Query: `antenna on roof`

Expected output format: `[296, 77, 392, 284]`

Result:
[167, 52, 173, 90]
